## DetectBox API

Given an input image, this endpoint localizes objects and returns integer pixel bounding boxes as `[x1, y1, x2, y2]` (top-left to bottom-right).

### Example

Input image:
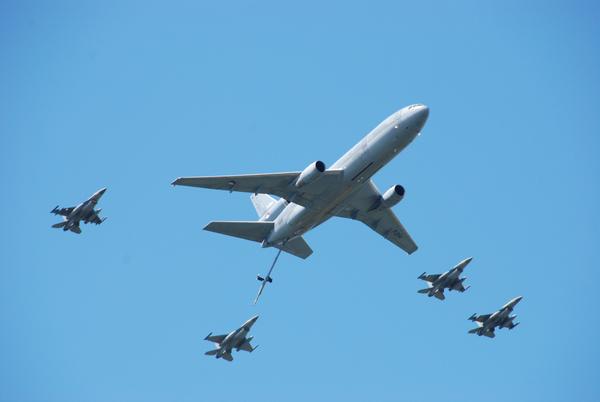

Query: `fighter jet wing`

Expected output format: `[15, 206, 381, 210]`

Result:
[172, 170, 343, 209]
[335, 180, 417, 254]
[205, 333, 227, 343]
[472, 313, 491, 323]
[51, 206, 74, 216]
[421, 273, 441, 282]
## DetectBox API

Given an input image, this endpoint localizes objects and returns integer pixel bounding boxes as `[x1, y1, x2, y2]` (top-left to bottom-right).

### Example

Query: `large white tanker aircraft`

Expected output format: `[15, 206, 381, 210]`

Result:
[173, 104, 429, 260]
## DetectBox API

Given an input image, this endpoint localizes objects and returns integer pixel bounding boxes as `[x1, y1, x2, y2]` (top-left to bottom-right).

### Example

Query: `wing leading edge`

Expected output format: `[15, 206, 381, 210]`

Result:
[172, 170, 343, 209]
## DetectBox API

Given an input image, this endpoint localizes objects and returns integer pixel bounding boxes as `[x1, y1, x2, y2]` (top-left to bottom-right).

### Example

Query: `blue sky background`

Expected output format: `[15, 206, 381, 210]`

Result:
[1, 1, 599, 401]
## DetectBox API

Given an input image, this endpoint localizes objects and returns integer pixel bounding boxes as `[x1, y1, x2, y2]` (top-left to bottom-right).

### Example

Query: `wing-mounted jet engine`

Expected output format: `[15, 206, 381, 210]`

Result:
[295, 161, 325, 188]
[381, 184, 405, 208]
[369, 184, 405, 211]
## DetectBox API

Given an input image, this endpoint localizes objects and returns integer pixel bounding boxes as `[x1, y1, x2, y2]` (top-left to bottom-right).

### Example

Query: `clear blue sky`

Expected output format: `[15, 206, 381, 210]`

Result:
[1, 1, 599, 401]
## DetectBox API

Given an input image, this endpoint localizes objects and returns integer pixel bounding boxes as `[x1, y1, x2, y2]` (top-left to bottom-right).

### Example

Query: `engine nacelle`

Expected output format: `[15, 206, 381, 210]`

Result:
[295, 161, 326, 188]
[380, 185, 405, 208]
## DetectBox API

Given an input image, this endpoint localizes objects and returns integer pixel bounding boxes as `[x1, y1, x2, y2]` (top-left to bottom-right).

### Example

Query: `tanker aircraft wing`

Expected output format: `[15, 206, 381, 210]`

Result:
[335, 180, 417, 254]
[172, 170, 343, 208]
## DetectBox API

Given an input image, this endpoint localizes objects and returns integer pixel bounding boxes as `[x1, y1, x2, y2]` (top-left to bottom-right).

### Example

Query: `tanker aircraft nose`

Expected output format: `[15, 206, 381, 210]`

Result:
[408, 104, 429, 132]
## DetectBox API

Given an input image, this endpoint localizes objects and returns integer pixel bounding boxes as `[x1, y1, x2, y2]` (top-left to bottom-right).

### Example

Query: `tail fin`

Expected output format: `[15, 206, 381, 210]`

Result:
[251, 194, 276, 218]
[204, 221, 274, 243]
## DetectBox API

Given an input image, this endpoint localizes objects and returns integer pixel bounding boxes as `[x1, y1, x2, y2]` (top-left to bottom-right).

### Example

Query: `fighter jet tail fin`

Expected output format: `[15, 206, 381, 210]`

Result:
[433, 291, 445, 300]
[204, 221, 274, 243]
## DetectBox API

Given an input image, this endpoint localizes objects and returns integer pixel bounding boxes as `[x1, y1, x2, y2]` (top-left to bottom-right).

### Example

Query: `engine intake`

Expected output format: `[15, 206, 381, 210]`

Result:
[380, 185, 405, 208]
[295, 161, 326, 188]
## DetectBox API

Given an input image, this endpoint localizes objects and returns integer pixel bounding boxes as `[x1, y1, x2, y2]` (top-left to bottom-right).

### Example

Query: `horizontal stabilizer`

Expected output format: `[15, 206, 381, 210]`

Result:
[468, 328, 480, 334]
[275, 236, 313, 259]
[417, 288, 431, 294]
[433, 291, 445, 300]
[204, 221, 274, 243]
[205, 349, 219, 356]
[52, 221, 67, 228]
[238, 341, 255, 353]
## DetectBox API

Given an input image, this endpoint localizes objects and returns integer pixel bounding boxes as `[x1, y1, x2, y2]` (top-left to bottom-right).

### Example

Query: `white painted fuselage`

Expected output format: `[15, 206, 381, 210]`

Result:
[265, 104, 429, 246]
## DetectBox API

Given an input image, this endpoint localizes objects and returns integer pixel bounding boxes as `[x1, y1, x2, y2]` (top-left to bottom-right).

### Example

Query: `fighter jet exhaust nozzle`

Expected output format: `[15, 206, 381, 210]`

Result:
[295, 161, 325, 188]
[380, 185, 405, 209]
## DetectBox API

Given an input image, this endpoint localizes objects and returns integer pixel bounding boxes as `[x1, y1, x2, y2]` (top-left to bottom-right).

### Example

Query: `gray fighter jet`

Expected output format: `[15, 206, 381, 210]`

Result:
[418, 257, 473, 300]
[51, 187, 107, 234]
[468, 296, 523, 338]
[204, 315, 259, 362]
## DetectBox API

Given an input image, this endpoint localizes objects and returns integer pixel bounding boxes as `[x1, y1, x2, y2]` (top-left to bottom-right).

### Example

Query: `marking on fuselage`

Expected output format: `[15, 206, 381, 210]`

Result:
[351, 162, 374, 182]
